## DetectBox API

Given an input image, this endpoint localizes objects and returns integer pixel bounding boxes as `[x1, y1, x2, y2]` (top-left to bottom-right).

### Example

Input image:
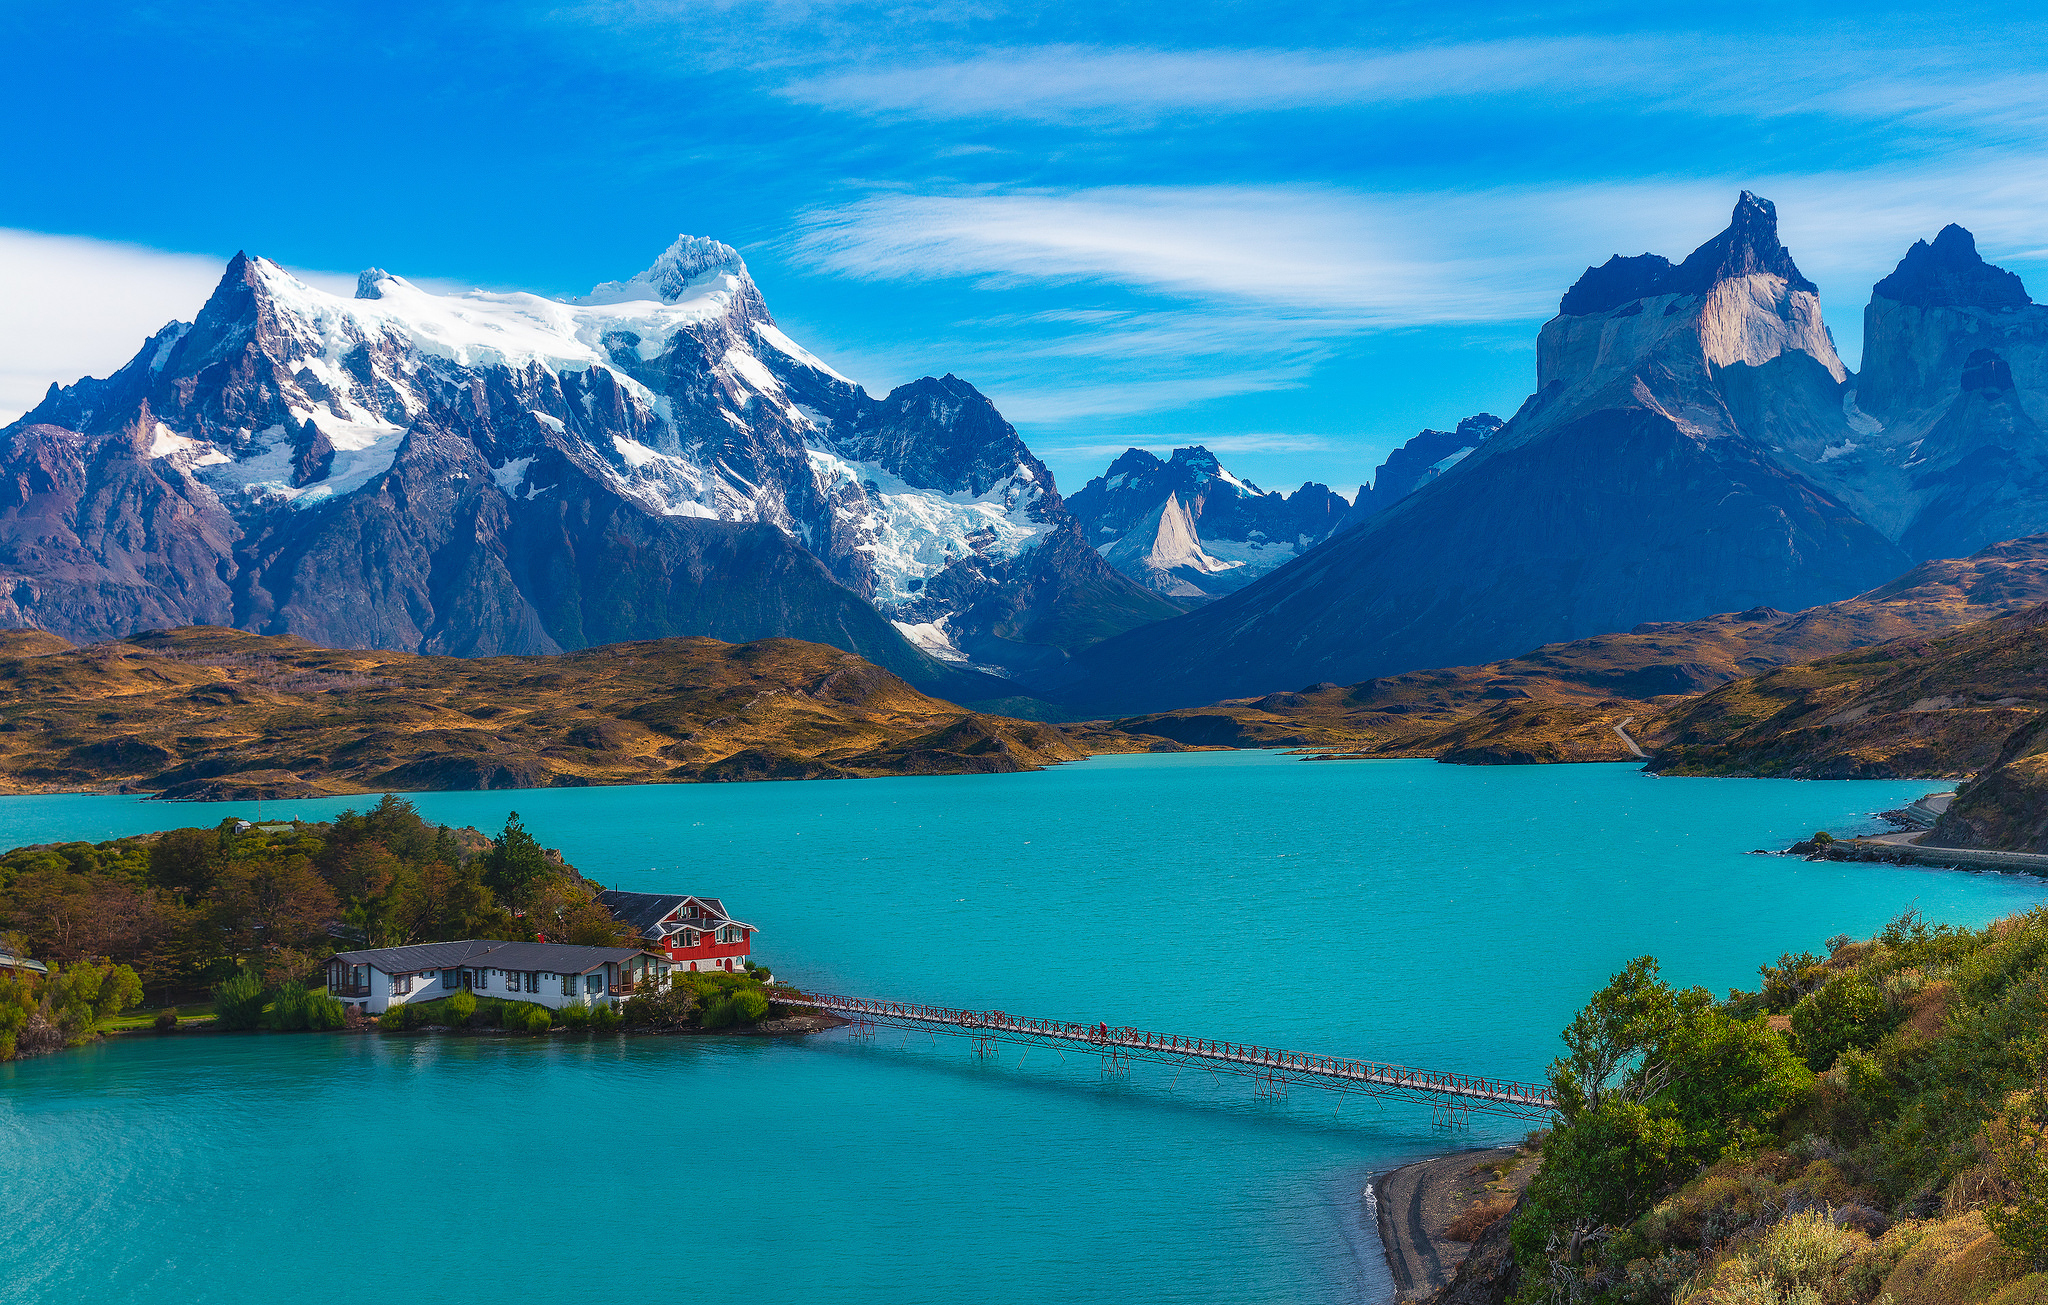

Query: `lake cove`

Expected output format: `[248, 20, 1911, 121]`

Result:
[4, 754, 2045, 1304]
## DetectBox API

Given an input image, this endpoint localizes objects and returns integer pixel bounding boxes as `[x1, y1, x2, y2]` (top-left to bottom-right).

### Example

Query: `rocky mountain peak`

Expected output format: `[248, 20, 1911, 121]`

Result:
[1872, 224, 2031, 309]
[1671, 191, 1816, 295]
[584, 234, 748, 305]
[355, 268, 391, 300]
[1559, 192, 1816, 315]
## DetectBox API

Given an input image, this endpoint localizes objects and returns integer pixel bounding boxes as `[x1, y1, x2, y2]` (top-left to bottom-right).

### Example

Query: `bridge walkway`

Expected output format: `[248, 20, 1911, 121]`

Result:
[770, 990, 1557, 1122]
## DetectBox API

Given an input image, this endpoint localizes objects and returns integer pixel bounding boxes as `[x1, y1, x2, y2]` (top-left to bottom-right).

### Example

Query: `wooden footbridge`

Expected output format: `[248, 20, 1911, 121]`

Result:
[770, 990, 1557, 1123]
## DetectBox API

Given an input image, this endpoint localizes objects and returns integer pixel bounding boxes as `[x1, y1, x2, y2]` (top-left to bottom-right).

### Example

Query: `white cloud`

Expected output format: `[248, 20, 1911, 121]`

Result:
[0, 230, 230, 425]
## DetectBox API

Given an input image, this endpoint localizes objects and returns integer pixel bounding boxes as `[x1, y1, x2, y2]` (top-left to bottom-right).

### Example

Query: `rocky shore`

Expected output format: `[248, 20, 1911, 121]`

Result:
[1372, 1144, 1536, 1303]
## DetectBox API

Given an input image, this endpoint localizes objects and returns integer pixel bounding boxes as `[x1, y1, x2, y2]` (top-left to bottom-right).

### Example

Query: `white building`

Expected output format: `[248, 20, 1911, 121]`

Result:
[323, 940, 669, 1015]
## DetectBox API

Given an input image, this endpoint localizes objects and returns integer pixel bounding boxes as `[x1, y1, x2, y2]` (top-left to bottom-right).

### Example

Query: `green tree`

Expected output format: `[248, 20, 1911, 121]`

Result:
[481, 813, 550, 913]
[1514, 958, 1809, 1286]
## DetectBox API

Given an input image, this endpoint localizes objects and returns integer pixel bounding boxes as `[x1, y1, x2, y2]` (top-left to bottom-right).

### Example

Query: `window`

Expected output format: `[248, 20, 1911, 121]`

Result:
[562, 973, 575, 997]
[585, 973, 602, 995]
[524, 971, 538, 994]
[442, 969, 458, 988]
[394, 973, 412, 996]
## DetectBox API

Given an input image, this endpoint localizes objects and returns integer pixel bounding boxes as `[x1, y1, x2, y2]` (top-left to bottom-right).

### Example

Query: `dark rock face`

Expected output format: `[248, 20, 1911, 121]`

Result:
[1049, 193, 1908, 714]
[0, 239, 1165, 688]
[1352, 415, 1503, 517]
[1873, 225, 2030, 309]
[1560, 192, 1815, 314]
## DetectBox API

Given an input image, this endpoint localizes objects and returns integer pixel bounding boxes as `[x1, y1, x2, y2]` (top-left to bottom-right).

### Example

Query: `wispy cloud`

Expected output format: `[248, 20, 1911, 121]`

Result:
[779, 36, 2048, 139]
[794, 160, 2048, 327]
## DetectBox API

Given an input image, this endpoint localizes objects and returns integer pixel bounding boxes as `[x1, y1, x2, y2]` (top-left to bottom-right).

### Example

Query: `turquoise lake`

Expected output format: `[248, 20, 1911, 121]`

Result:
[3, 753, 2045, 1304]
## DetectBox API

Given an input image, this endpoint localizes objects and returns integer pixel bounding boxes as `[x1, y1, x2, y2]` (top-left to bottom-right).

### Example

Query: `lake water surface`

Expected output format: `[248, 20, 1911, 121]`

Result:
[3, 754, 2043, 1305]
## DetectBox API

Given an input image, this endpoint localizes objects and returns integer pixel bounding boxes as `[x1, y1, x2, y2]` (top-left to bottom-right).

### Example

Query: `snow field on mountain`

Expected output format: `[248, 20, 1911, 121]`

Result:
[805, 445, 1051, 606]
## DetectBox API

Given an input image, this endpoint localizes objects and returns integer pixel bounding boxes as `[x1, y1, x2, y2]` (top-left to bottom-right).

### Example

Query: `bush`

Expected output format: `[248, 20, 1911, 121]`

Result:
[154, 1008, 178, 1030]
[268, 982, 313, 1030]
[499, 1001, 551, 1034]
[212, 969, 267, 1030]
[589, 1002, 621, 1033]
[1791, 972, 1894, 1070]
[380, 1002, 423, 1031]
[442, 990, 476, 1026]
[304, 994, 345, 1030]
[559, 1001, 591, 1031]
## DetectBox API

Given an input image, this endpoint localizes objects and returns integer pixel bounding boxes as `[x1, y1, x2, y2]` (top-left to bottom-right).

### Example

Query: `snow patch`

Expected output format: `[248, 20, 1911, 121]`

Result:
[806, 444, 1050, 606]
[893, 619, 970, 662]
[530, 410, 566, 432]
[493, 457, 535, 494]
[1819, 440, 1861, 463]
[1842, 390, 1885, 437]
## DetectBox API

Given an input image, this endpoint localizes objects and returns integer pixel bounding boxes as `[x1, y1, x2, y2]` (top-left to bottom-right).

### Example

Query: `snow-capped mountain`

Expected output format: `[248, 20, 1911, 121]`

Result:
[0, 238, 1170, 680]
[1065, 447, 1353, 601]
[1053, 193, 1935, 713]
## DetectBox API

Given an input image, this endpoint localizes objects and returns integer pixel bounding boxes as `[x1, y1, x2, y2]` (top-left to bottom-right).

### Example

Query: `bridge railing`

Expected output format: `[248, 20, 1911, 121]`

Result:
[770, 989, 1556, 1115]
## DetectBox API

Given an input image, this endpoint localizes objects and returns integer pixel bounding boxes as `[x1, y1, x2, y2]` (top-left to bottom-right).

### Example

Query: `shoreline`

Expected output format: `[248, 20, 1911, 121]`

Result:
[1370, 1145, 1528, 1302]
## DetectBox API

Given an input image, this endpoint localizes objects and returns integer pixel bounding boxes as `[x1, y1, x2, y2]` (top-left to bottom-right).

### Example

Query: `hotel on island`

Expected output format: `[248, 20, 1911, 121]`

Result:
[324, 891, 756, 1015]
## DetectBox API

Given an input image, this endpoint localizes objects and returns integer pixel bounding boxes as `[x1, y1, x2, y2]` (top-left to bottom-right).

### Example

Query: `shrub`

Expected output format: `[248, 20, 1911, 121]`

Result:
[588, 1002, 621, 1033]
[380, 1003, 422, 1031]
[560, 1001, 591, 1031]
[304, 994, 345, 1030]
[212, 969, 267, 1030]
[1446, 1194, 1517, 1242]
[1987, 1089, 2048, 1271]
[154, 1008, 178, 1030]
[499, 1002, 551, 1034]
[268, 982, 314, 1030]
[442, 990, 476, 1026]
[1791, 973, 1893, 1070]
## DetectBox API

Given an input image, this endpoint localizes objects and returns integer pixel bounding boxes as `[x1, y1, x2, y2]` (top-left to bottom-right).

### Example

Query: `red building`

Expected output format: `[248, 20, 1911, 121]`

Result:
[596, 891, 757, 972]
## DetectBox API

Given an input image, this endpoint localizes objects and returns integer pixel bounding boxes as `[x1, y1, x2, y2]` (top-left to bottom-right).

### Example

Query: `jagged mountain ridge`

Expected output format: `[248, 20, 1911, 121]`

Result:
[0, 239, 1171, 683]
[1068, 421, 1505, 604]
[1049, 193, 1928, 714]
[1065, 446, 1353, 600]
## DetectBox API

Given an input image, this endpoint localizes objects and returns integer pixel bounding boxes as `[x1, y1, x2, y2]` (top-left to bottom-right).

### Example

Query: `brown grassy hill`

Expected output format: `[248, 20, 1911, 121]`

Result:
[1644, 604, 2048, 781]
[0, 627, 1158, 799]
[1107, 534, 2048, 763]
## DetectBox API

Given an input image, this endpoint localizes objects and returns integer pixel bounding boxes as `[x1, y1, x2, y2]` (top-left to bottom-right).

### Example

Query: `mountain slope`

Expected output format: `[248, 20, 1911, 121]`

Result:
[0, 239, 1162, 687]
[1048, 194, 1910, 714]
[1107, 532, 2048, 755]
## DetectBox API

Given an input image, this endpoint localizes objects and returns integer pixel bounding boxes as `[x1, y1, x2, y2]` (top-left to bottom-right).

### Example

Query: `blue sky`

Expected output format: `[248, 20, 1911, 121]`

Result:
[3, 1, 2046, 497]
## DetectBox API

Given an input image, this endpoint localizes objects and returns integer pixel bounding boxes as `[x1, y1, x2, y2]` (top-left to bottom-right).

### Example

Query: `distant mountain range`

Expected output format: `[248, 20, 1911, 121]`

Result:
[1047, 194, 2048, 714]
[1063, 418, 1501, 602]
[6, 194, 2048, 721]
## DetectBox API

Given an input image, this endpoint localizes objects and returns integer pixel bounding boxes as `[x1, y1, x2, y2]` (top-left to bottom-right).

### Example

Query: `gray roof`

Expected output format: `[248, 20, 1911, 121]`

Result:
[328, 940, 657, 976]
[0, 952, 49, 975]
[596, 890, 752, 935]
